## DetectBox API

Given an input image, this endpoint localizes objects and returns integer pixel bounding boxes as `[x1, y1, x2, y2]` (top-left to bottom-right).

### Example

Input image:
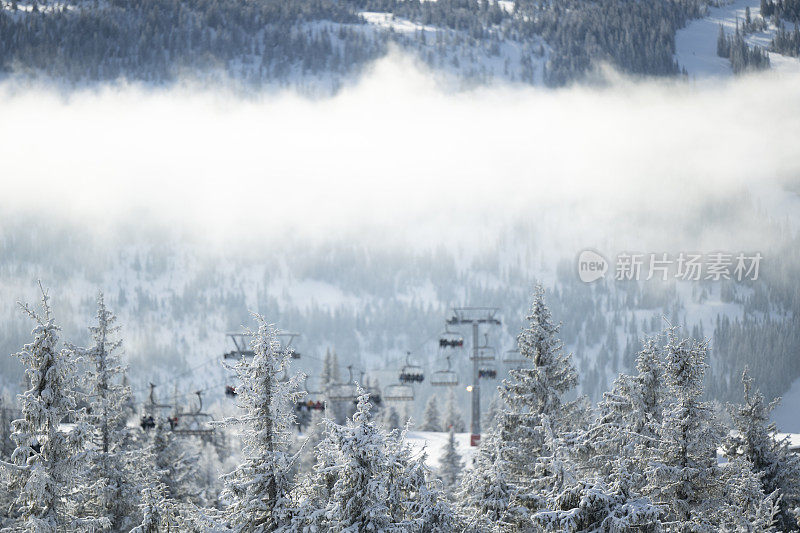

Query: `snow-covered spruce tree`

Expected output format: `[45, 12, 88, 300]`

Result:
[576, 336, 664, 487]
[292, 417, 340, 531]
[457, 426, 527, 532]
[74, 292, 144, 530]
[320, 390, 394, 531]
[298, 408, 327, 476]
[482, 393, 501, 432]
[130, 481, 177, 533]
[393, 441, 455, 533]
[438, 427, 464, 499]
[725, 367, 800, 531]
[149, 418, 202, 504]
[218, 315, 303, 532]
[382, 404, 401, 431]
[420, 394, 442, 432]
[442, 388, 465, 433]
[0, 284, 107, 531]
[496, 284, 584, 510]
[645, 330, 775, 531]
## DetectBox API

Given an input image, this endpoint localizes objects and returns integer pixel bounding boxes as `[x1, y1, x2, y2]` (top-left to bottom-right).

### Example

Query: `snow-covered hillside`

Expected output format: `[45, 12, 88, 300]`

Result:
[676, 0, 800, 77]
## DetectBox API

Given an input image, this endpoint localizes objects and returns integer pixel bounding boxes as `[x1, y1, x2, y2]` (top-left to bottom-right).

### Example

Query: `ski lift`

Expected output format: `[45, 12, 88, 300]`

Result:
[384, 382, 414, 402]
[398, 352, 424, 384]
[173, 391, 215, 440]
[328, 365, 358, 402]
[471, 333, 497, 361]
[502, 348, 526, 366]
[140, 383, 171, 430]
[223, 331, 302, 360]
[223, 332, 255, 360]
[438, 323, 464, 349]
[297, 376, 326, 412]
[431, 355, 459, 387]
[140, 415, 155, 430]
[355, 371, 383, 407]
[478, 367, 497, 379]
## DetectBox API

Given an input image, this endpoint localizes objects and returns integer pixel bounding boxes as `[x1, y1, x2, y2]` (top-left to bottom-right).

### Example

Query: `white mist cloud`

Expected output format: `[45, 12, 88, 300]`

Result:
[1, 54, 799, 253]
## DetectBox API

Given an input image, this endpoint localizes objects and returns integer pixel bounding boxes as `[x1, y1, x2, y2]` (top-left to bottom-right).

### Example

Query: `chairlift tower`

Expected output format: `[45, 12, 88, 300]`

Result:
[446, 307, 500, 446]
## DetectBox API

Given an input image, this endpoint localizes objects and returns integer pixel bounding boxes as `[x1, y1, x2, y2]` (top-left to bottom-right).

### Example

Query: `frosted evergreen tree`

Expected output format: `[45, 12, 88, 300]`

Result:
[323, 390, 394, 531]
[320, 348, 340, 390]
[0, 284, 107, 531]
[725, 367, 800, 531]
[577, 336, 664, 487]
[442, 388, 465, 432]
[496, 284, 583, 510]
[74, 292, 143, 530]
[130, 481, 177, 533]
[482, 393, 501, 432]
[645, 330, 775, 530]
[382, 404, 401, 430]
[420, 394, 442, 432]
[149, 419, 202, 504]
[218, 315, 303, 532]
[437, 428, 463, 499]
[395, 443, 455, 533]
[293, 417, 340, 531]
[298, 408, 327, 475]
[457, 427, 527, 532]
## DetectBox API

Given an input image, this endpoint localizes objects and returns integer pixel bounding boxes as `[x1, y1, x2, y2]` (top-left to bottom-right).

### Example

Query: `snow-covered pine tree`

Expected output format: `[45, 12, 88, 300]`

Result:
[130, 480, 177, 533]
[438, 427, 464, 499]
[382, 404, 401, 430]
[218, 315, 303, 532]
[442, 388, 465, 432]
[292, 416, 340, 531]
[391, 437, 455, 533]
[457, 426, 527, 532]
[0, 284, 107, 531]
[420, 394, 442, 432]
[645, 330, 775, 530]
[298, 407, 327, 475]
[74, 292, 144, 530]
[149, 418, 202, 504]
[496, 284, 583, 510]
[482, 393, 500, 432]
[322, 390, 394, 531]
[577, 335, 664, 487]
[725, 367, 800, 531]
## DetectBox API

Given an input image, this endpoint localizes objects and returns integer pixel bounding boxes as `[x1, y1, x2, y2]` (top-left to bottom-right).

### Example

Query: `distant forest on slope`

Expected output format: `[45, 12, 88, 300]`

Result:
[0, 0, 729, 88]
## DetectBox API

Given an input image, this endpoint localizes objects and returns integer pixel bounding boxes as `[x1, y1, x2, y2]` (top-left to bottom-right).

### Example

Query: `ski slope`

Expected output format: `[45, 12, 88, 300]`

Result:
[676, 0, 800, 78]
[772, 377, 800, 433]
[405, 431, 479, 470]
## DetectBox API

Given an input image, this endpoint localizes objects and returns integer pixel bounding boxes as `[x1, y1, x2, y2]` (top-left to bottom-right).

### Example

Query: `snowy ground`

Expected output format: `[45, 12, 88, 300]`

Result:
[772, 377, 800, 433]
[405, 431, 479, 471]
[675, 0, 800, 78]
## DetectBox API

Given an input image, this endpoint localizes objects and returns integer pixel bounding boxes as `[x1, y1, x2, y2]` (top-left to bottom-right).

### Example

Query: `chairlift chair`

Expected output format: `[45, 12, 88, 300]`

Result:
[383, 383, 415, 402]
[471, 333, 497, 361]
[478, 367, 498, 379]
[438, 323, 464, 349]
[398, 351, 424, 384]
[502, 348, 526, 366]
[328, 365, 358, 402]
[431, 355, 459, 387]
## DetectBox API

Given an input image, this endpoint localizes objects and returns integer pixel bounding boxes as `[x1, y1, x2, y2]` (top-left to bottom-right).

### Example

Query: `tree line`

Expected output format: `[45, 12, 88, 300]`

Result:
[2, 282, 800, 531]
